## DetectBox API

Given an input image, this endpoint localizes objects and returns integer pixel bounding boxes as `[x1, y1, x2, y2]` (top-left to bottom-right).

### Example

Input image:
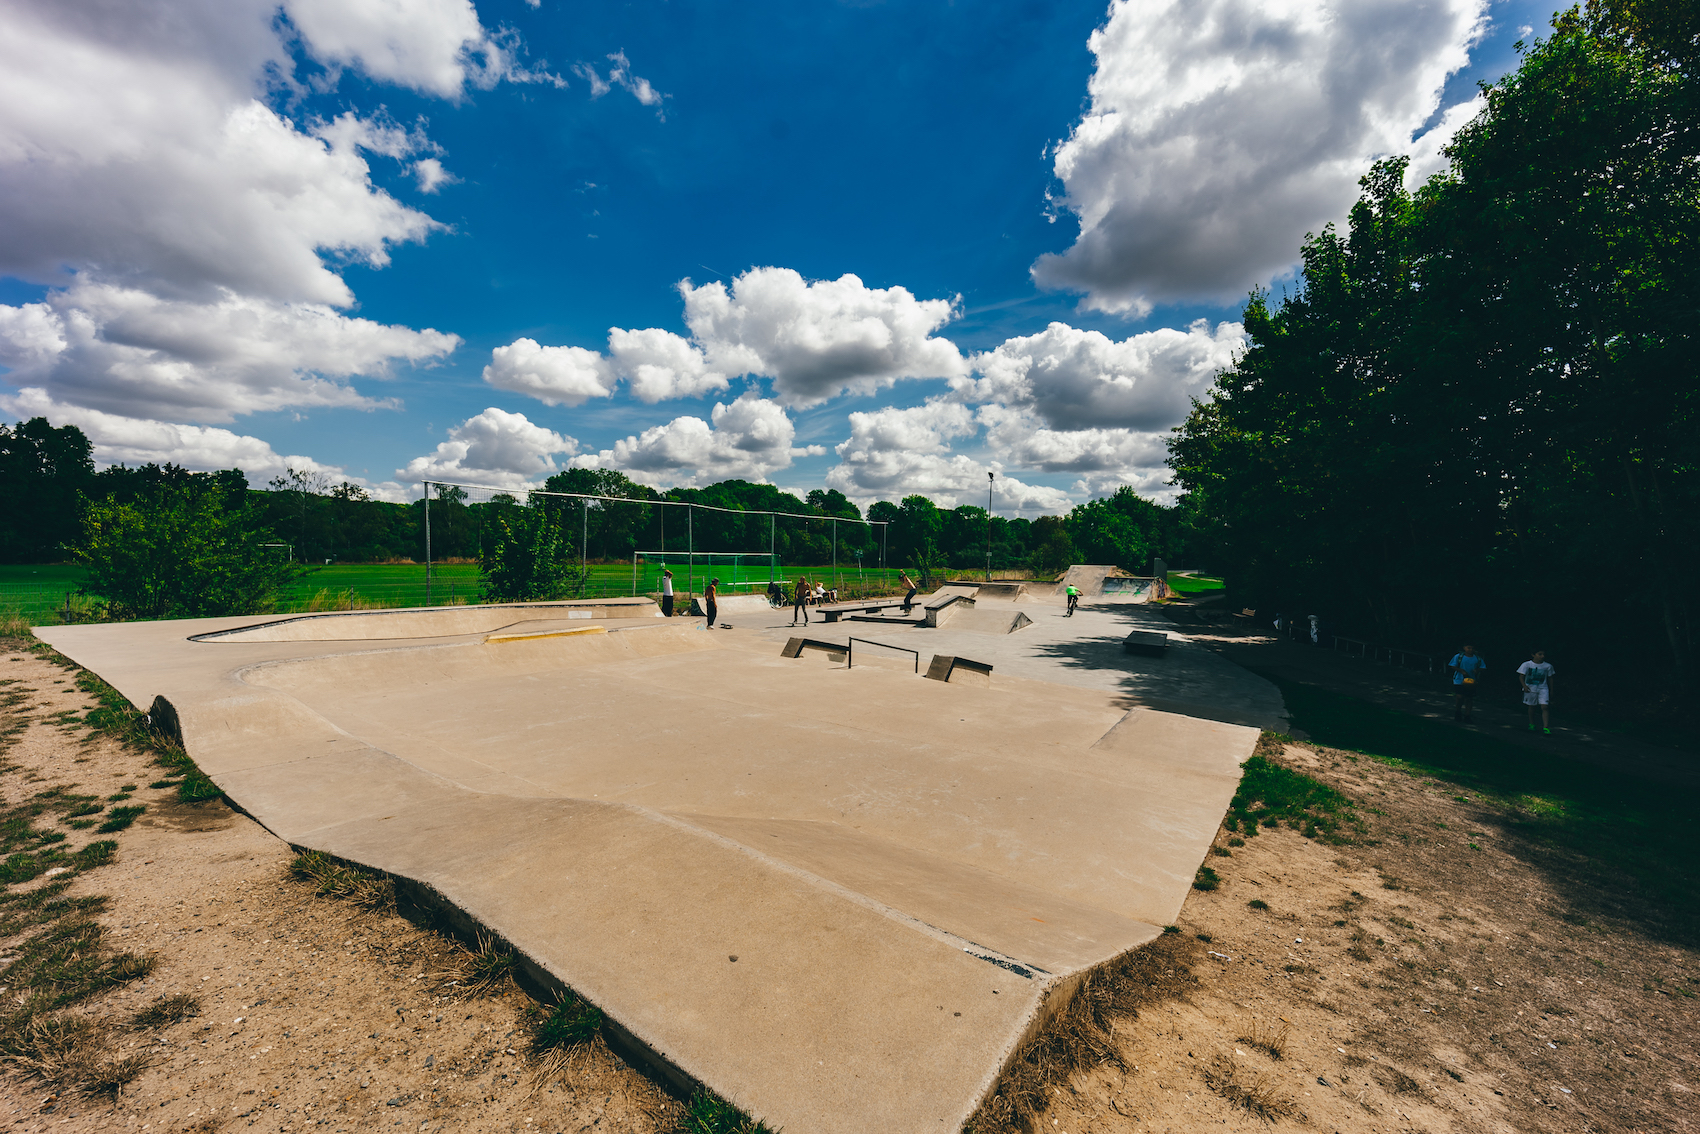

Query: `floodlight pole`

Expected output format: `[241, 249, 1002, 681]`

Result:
[423, 481, 432, 607]
[582, 498, 589, 598]
[987, 472, 995, 583]
[832, 518, 837, 593]
[688, 506, 694, 600]
[770, 513, 776, 584]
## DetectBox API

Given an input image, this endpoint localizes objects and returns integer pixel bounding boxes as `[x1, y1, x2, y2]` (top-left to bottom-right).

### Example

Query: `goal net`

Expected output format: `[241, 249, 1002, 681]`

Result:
[633, 551, 779, 596]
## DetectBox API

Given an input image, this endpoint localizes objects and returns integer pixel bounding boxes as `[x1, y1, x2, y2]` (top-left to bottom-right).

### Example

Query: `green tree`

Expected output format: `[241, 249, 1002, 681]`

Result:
[0, 418, 95, 562]
[1027, 515, 1077, 577]
[478, 496, 583, 602]
[73, 477, 299, 619]
[1170, 1, 1699, 694]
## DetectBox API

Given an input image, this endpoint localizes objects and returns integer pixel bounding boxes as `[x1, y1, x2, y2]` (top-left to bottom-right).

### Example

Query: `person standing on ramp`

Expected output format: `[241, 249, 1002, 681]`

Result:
[792, 575, 810, 626]
[660, 568, 675, 617]
[703, 577, 719, 630]
[1517, 650, 1556, 734]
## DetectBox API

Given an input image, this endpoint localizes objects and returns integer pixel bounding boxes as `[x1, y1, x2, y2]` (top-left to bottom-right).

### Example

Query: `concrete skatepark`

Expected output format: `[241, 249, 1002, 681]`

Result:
[40, 573, 1282, 1133]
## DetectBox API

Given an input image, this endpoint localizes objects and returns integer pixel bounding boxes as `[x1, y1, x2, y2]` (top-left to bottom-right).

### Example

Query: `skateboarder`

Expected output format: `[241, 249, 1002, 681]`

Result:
[1517, 650, 1556, 734]
[791, 575, 810, 626]
[1065, 583, 1080, 615]
[703, 577, 718, 630]
[660, 568, 674, 617]
[900, 571, 918, 613]
[1449, 644, 1486, 722]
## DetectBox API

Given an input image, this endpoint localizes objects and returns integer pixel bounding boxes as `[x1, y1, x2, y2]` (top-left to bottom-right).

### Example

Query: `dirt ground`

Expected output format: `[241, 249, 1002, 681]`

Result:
[0, 640, 679, 1134]
[2, 632, 1696, 1134]
[985, 735, 1698, 1134]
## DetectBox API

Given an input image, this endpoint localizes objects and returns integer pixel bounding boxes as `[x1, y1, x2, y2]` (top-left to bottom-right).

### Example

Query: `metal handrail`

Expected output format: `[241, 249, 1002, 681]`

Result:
[847, 637, 918, 673]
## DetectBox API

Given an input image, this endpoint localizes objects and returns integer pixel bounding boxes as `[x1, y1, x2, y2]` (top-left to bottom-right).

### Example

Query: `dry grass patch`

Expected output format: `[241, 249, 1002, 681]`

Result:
[1203, 1054, 1292, 1120]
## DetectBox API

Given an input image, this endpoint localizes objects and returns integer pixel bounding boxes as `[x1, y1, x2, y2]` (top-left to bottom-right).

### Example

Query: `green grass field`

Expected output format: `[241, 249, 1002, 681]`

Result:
[0, 561, 914, 625]
[1165, 573, 1225, 595]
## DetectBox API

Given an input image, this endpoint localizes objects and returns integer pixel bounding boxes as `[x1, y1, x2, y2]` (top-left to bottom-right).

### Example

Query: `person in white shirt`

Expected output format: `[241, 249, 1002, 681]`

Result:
[1517, 650, 1556, 735]
[659, 568, 674, 617]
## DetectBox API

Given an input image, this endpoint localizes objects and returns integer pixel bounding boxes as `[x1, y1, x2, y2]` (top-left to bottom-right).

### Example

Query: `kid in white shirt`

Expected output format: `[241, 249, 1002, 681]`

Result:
[1517, 650, 1556, 735]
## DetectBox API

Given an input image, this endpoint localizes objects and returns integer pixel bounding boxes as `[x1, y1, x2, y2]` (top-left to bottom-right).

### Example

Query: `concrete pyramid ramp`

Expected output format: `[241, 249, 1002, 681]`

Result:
[40, 607, 1255, 1133]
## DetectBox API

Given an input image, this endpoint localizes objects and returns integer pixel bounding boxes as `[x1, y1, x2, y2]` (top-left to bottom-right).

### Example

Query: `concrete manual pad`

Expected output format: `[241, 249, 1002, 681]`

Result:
[39, 603, 1258, 1134]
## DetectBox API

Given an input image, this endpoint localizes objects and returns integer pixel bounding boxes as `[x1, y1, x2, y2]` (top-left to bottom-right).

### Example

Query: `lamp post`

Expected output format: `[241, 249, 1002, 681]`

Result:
[986, 472, 995, 583]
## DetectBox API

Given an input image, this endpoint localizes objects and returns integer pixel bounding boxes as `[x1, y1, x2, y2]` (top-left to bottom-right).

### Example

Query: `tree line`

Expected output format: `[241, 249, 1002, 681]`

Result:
[1171, 1, 1697, 704]
[1, 417, 1201, 616]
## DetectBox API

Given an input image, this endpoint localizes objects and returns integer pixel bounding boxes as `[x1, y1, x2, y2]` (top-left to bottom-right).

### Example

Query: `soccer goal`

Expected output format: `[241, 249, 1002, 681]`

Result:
[632, 551, 779, 596]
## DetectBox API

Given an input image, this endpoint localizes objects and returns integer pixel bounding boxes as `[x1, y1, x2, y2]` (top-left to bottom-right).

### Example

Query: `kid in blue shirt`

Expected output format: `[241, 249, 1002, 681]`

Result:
[1449, 645, 1486, 723]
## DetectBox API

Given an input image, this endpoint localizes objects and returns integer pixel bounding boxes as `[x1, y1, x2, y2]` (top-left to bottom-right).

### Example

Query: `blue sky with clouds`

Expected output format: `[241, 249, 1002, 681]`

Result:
[0, 0, 1554, 512]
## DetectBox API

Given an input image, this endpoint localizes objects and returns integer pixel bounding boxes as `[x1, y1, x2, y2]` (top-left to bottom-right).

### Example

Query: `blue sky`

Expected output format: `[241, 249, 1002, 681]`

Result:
[1, 0, 1554, 511]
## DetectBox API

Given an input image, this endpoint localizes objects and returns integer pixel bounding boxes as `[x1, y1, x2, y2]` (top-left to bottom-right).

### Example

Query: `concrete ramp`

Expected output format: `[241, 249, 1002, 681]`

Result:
[1058, 564, 1115, 597]
[39, 606, 1256, 1134]
[193, 598, 660, 642]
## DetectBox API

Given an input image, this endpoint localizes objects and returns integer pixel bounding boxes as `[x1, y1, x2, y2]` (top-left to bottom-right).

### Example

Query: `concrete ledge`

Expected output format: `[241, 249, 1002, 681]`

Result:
[780, 636, 847, 663]
[924, 655, 994, 686]
[1124, 629, 1170, 656]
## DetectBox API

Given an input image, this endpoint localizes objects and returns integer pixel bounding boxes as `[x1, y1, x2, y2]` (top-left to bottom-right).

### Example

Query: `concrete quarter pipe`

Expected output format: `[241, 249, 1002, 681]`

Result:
[40, 597, 1257, 1133]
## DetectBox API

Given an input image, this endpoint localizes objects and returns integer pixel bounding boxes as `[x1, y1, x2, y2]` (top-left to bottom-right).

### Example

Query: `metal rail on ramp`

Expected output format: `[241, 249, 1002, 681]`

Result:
[847, 637, 919, 673]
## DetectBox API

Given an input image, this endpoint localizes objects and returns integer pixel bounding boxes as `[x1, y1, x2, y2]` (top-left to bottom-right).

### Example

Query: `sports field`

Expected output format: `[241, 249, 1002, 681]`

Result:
[0, 561, 915, 624]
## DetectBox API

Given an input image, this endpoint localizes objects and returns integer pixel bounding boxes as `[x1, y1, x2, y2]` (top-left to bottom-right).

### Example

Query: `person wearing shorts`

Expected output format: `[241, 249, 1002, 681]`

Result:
[1517, 650, 1556, 734]
[703, 577, 718, 630]
[660, 568, 674, 617]
[1449, 644, 1486, 722]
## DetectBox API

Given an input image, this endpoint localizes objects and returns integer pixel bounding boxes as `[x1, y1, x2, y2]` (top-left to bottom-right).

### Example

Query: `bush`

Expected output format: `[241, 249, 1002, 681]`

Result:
[478, 495, 585, 602]
[73, 477, 301, 619]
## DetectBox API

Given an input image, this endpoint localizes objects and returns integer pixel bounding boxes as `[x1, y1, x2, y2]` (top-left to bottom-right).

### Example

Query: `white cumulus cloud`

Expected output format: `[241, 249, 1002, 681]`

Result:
[482, 338, 616, 407]
[1033, 0, 1488, 313]
[399, 407, 578, 490]
[823, 402, 1073, 513]
[0, 282, 459, 423]
[485, 267, 967, 410]
[683, 268, 967, 406]
[957, 319, 1243, 430]
[607, 328, 728, 403]
[576, 392, 817, 487]
[285, 0, 563, 99]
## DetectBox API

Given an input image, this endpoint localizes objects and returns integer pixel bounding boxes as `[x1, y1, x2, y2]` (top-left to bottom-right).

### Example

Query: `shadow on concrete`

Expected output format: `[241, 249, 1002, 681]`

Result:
[1027, 604, 1286, 730]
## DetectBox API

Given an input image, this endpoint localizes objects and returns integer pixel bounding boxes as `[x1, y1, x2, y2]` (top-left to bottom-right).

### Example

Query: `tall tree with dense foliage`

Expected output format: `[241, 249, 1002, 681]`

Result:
[1171, 1, 1698, 686]
[0, 418, 95, 562]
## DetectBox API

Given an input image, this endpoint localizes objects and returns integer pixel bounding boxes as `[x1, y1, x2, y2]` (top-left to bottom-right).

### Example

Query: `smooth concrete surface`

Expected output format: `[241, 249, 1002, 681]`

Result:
[769, 589, 1287, 731]
[38, 588, 1266, 1133]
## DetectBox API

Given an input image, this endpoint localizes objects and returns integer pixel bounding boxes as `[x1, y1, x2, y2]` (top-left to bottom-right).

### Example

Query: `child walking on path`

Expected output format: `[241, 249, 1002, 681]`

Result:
[1518, 650, 1556, 734]
[660, 568, 674, 617]
[703, 578, 718, 630]
[1449, 644, 1487, 723]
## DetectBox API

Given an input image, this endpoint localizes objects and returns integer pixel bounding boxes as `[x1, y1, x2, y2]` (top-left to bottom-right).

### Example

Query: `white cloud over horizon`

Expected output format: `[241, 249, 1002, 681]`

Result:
[398, 406, 578, 491]
[0, 386, 412, 500]
[573, 392, 825, 488]
[1033, 0, 1488, 314]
